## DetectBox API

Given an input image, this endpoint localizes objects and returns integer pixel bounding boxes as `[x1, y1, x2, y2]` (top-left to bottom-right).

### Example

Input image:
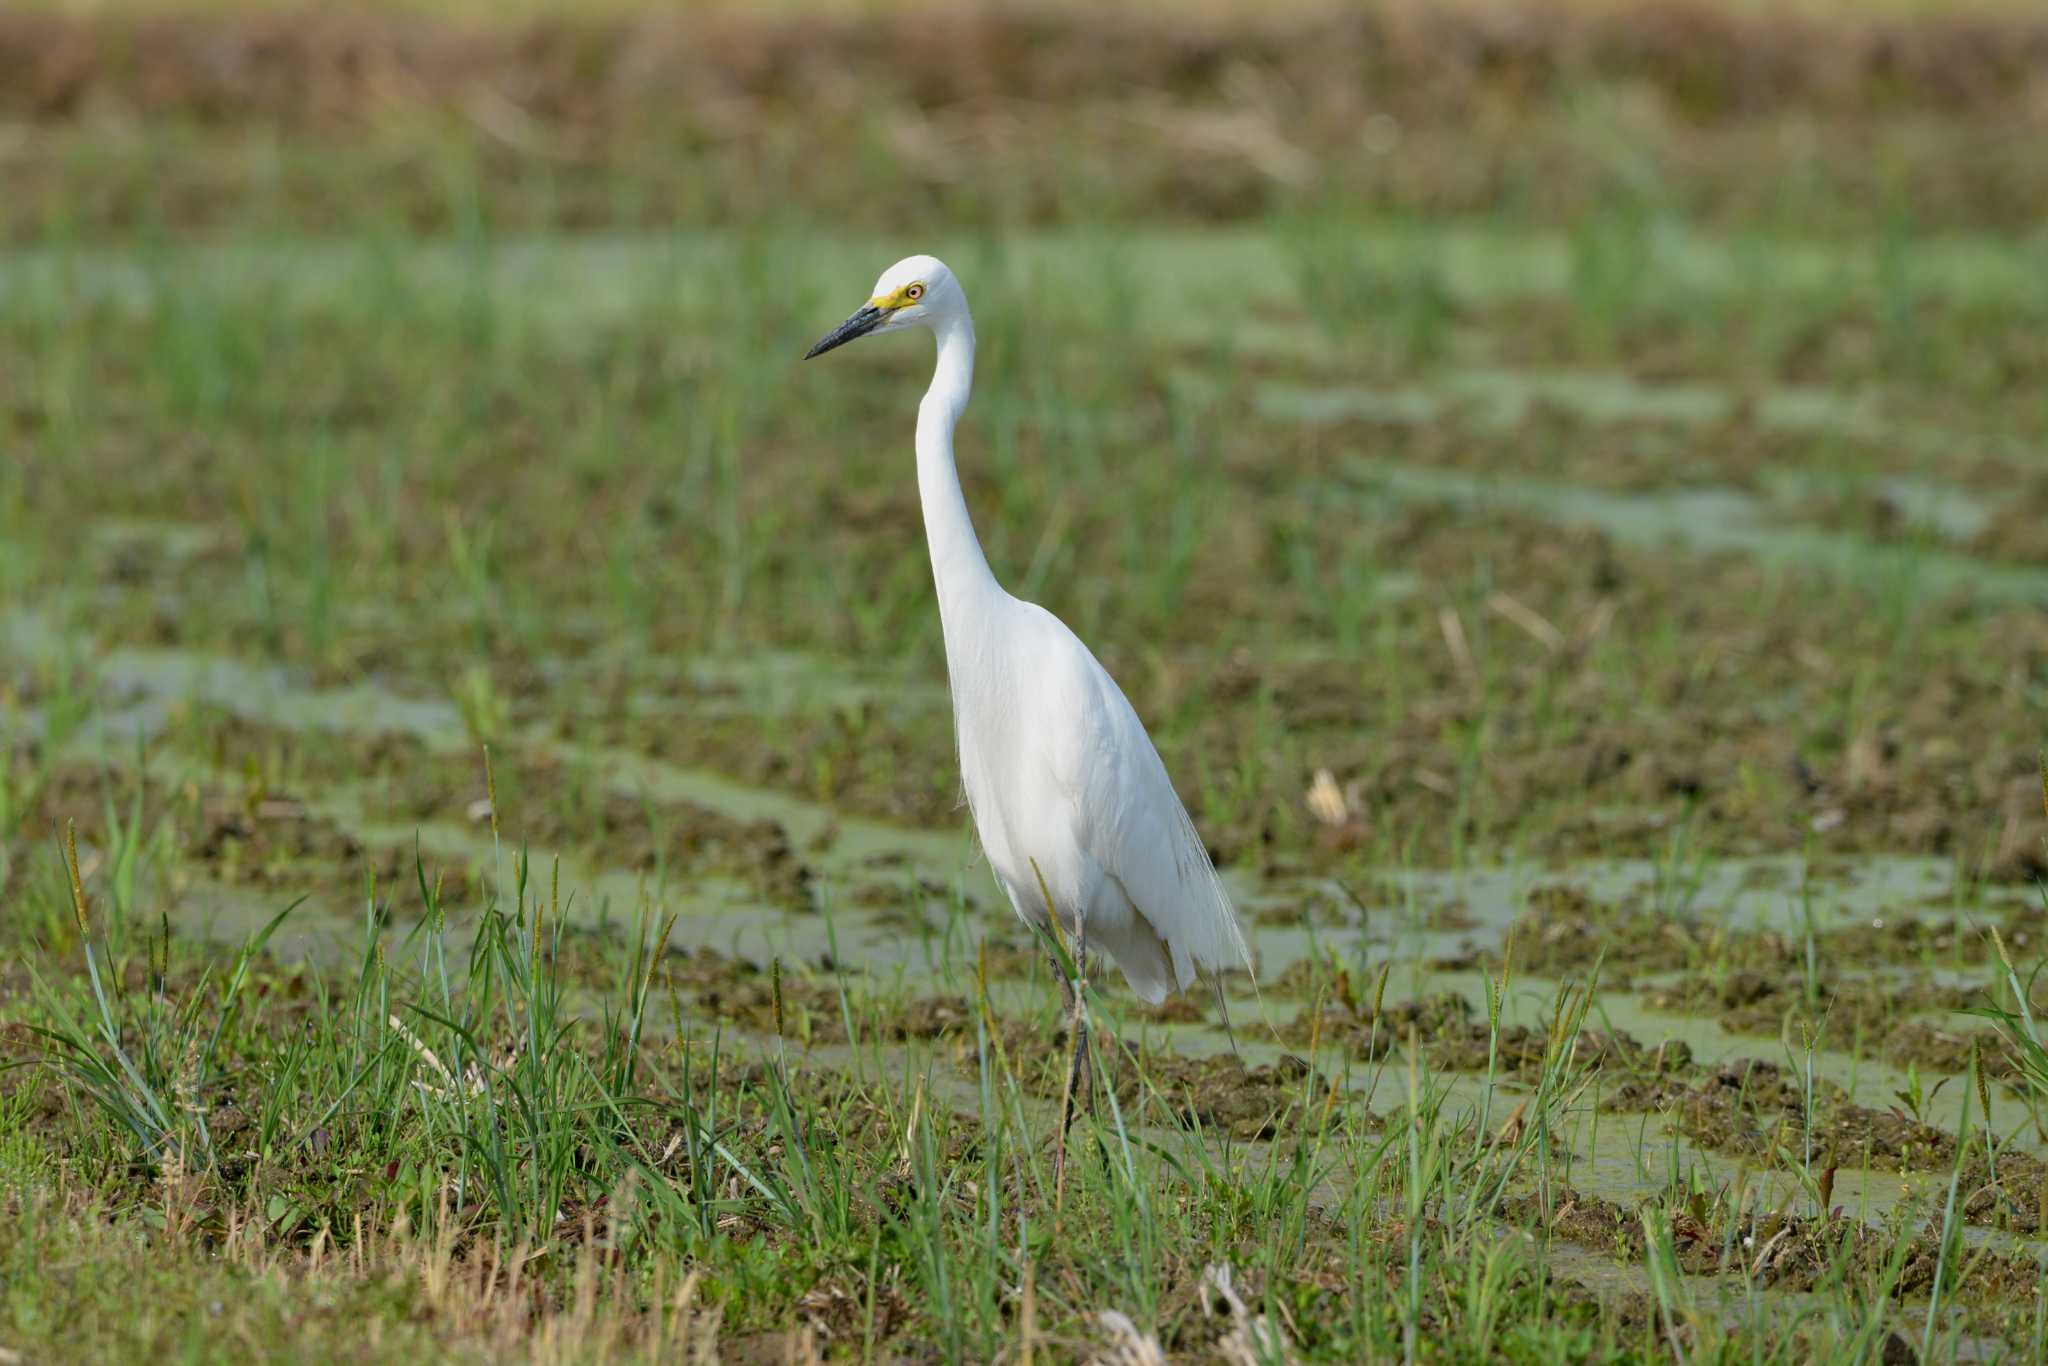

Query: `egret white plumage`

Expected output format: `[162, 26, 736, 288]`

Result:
[806, 256, 1253, 1194]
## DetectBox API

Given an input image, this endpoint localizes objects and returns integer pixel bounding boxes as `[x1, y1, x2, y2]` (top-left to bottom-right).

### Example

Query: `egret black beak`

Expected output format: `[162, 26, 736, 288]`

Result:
[805, 304, 887, 359]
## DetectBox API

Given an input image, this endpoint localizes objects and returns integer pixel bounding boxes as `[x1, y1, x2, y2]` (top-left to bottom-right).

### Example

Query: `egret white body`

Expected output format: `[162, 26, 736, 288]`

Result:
[807, 256, 1251, 1002]
[807, 260, 1252, 1188]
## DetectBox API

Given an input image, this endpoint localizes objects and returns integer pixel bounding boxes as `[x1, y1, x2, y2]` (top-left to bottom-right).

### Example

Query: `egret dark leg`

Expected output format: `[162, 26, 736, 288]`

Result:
[1050, 924, 1091, 1210]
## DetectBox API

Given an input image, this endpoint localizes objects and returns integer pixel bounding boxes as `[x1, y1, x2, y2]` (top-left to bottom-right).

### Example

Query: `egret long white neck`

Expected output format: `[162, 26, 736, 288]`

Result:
[916, 310, 999, 630]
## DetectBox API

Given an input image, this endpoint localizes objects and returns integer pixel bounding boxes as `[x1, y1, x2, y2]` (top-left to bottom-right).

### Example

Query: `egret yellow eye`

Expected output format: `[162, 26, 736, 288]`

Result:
[906, 283, 925, 301]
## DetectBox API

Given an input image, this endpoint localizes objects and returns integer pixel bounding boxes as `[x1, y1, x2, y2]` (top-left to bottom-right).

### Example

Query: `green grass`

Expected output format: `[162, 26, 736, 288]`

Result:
[9, 828, 2029, 1362]
[6, 4, 2048, 1360]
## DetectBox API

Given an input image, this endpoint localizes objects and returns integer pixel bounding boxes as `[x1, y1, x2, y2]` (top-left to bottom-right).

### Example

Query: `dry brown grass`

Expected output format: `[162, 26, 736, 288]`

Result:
[1, 1181, 724, 1363]
[7, 0, 2043, 19]
[3, 2, 2043, 126]
[6, 0, 2044, 240]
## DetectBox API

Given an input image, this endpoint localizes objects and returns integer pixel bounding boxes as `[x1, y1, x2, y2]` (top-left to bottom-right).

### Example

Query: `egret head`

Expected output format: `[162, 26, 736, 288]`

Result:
[805, 255, 959, 359]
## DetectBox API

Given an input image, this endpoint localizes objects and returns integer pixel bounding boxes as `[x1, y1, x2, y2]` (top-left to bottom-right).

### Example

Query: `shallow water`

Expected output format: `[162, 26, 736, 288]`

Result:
[1339, 459, 2048, 605]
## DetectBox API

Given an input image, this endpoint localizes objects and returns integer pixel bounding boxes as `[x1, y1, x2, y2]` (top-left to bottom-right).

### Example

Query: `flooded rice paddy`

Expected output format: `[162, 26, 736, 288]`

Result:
[6, 202, 2048, 1354]
[7, 4, 2048, 1354]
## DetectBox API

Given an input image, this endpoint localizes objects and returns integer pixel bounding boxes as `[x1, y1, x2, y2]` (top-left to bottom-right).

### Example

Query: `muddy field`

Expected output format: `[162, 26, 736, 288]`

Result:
[3, 4, 2048, 1362]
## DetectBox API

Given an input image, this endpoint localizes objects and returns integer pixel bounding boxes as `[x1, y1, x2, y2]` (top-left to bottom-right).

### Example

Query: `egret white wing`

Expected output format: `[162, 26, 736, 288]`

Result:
[1026, 605, 1252, 997]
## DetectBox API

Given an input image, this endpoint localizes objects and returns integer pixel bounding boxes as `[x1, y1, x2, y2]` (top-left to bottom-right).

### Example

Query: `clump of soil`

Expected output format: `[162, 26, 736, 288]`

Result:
[648, 953, 1001, 1052]
[1969, 473, 2048, 567]
[170, 722, 821, 907]
[1879, 1019, 2021, 1082]
[1638, 971, 1981, 1041]
[659, 947, 853, 1045]
[1490, 886, 1804, 988]
[1281, 990, 1477, 1058]
[629, 709, 960, 831]
[398, 754, 817, 908]
[1506, 1181, 2047, 1304]
[1604, 1055, 1951, 1169]
[1088, 1046, 1339, 1142]
[974, 1017, 1341, 1141]
[172, 709, 436, 793]
[880, 995, 980, 1042]
[4, 761, 485, 909]
[1282, 990, 1691, 1083]
[7, 763, 175, 845]
[188, 791, 482, 907]
[1601, 1051, 2048, 1232]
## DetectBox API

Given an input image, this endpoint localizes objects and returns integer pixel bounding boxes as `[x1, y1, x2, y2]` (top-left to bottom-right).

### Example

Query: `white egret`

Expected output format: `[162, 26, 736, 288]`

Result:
[806, 256, 1253, 1194]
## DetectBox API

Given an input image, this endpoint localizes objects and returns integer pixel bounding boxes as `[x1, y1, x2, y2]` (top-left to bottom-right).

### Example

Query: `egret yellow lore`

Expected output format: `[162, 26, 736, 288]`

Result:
[806, 256, 1253, 1194]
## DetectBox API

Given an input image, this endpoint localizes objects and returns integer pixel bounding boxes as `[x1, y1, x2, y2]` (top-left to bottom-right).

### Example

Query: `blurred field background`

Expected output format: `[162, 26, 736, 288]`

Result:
[5, 2, 2048, 1361]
